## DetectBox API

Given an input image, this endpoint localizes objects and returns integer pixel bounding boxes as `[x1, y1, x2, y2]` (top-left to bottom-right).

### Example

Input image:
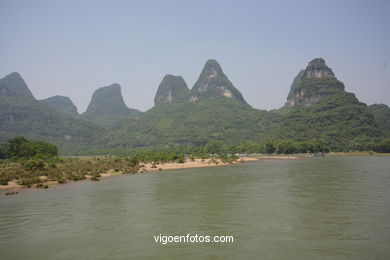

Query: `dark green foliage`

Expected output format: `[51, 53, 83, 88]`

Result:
[369, 104, 390, 135]
[0, 143, 6, 159]
[0, 176, 9, 185]
[106, 98, 278, 148]
[41, 95, 79, 115]
[81, 83, 140, 127]
[191, 59, 246, 103]
[154, 75, 190, 105]
[90, 174, 101, 181]
[104, 91, 385, 152]
[0, 72, 35, 100]
[286, 58, 341, 107]
[24, 157, 46, 171]
[265, 139, 276, 154]
[1, 61, 388, 155]
[17, 176, 41, 187]
[176, 153, 185, 163]
[289, 77, 344, 98]
[127, 157, 139, 167]
[3, 136, 57, 159]
[0, 94, 105, 153]
[372, 139, 390, 153]
[275, 92, 381, 150]
[204, 140, 224, 154]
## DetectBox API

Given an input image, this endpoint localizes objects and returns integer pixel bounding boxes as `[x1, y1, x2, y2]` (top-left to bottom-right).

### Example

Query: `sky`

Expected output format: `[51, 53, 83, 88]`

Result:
[0, 0, 389, 113]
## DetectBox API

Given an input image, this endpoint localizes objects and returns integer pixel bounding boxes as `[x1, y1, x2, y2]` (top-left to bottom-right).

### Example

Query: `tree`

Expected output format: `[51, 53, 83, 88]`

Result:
[3, 136, 58, 159]
[265, 139, 275, 154]
[205, 140, 224, 154]
[6, 136, 29, 158]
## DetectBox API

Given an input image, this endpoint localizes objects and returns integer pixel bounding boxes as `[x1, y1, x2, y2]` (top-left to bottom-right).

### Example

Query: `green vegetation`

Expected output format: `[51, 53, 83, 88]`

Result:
[369, 104, 390, 135]
[0, 136, 142, 188]
[289, 77, 344, 99]
[41, 95, 79, 115]
[154, 74, 190, 105]
[0, 72, 35, 100]
[1, 59, 389, 156]
[1, 136, 57, 159]
[101, 93, 387, 152]
[106, 98, 279, 148]
[81, 83, 140, 127]
[191, 59, 246, 103]
[1, 135, 389, 190]
[275, 92, 382, 151]
[372, 139, 390, 153]
[0, 94, 105, 153]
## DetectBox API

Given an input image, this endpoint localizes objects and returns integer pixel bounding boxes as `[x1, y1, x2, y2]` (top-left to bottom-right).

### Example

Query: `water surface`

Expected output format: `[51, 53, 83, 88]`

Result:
[1, 156, 390, 259]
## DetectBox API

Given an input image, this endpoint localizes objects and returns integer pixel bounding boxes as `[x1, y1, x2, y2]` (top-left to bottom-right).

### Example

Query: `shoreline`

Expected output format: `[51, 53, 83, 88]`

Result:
[1, 157, 260, 192]
[3, 152, 386, 193]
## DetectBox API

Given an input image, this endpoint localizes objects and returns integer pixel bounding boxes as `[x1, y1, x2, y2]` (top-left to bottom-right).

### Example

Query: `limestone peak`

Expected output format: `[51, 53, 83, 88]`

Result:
[190, 59, 246, 103]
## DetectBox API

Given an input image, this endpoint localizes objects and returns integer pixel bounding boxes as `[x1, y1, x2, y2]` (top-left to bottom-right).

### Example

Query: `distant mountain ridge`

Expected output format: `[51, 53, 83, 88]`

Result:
[154, 75, 189, 105]
[189, 59, 246, 103]
[0, 83, 16, 96]
[107, 58, 384, 150]
[154, 59, 247, 105]
[286, 58, 344, 107]
[41, 95, 79, 115]
[0, 57, 388, 153]
[0, 88, 104, 153]
[0, 72, 35, 100]
[81, 83, 140, 127]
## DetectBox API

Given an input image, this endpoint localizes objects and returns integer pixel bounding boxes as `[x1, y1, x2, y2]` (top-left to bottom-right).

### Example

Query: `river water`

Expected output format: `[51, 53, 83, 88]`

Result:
[1, 156, 390, 259]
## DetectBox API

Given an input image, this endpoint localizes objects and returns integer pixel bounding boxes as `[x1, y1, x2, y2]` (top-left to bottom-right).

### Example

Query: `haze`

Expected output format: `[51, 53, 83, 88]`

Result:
[0, 0, 389, 112]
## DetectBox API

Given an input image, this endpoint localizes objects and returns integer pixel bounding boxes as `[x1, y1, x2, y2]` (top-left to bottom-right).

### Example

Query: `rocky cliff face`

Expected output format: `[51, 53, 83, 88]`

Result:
[41, 95, 79, 115]
[190, 59, 246, 103]
[302, 58, 335, 79]
[154, 75, 189, 105]
[286, 58, 344, 107]
[0, 72, 35, 100]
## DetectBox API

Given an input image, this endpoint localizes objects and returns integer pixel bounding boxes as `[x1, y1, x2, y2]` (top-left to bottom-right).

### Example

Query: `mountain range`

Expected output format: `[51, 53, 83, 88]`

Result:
[0, 58, 389, 153]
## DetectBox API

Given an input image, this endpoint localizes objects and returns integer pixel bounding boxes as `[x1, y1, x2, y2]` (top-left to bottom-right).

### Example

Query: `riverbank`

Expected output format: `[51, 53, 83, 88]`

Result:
[6, 152, 383, 193]
[0, 157, 259, 191]
[92, 157, 259, 177]
[326, 151, 390, 156]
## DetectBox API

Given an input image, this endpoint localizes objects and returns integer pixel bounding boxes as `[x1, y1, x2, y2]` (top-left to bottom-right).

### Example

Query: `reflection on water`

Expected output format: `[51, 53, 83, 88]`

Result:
[1, 156, 390, 259]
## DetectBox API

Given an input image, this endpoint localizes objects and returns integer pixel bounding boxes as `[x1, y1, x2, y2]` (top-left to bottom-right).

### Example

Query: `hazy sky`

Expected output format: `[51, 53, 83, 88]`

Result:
[1, 0, 389, 112]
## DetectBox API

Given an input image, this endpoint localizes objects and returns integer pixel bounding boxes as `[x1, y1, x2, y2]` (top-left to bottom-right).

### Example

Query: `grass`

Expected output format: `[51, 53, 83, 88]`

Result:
[0, 156, 140, 189]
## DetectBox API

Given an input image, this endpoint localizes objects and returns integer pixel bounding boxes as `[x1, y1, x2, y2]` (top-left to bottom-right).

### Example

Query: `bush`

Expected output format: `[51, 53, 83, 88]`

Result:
[0, 177, 9, 185]
[2, 136, 58, 159]
[176, 154, 185, 163]
[90, 175, 100, 181]
[17, 177, 40, 187]
[24, 158, 45, 171]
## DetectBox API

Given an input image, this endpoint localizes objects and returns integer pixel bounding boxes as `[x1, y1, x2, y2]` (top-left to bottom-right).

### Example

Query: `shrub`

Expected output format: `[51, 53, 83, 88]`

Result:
[90, 176, 100, 181]
[17, 177, 40, 187]
[0, 177, 9, 185]
[2, 136, 58, 159]
[24, 158, 45, 171]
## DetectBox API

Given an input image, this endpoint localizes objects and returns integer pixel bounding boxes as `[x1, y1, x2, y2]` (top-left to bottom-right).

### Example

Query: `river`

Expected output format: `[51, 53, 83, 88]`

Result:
[1, 156, 389, 259]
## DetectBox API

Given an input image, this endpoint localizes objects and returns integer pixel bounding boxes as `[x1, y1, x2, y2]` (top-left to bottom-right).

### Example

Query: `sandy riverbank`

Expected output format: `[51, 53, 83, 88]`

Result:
[100, 157, 259, 176]
[254, 155, 306, 159]
[1, 157, 259, 191]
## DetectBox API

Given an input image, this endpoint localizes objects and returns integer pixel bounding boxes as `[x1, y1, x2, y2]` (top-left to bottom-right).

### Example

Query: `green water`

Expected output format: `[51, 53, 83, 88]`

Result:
[1, 156, 390, 259]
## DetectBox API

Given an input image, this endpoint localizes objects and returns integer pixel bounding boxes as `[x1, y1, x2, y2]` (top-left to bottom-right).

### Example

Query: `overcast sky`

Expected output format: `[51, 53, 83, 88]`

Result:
[1, 0, 389, 112]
